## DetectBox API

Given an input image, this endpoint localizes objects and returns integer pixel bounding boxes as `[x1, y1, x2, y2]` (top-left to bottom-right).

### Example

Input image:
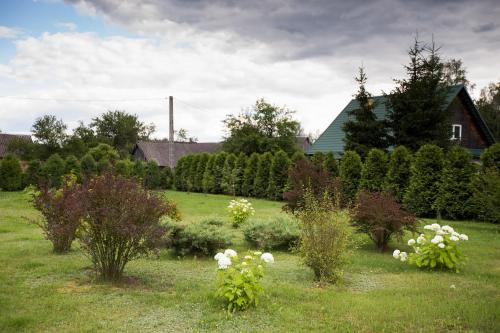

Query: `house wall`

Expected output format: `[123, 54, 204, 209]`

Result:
[448, 93, 489, 149]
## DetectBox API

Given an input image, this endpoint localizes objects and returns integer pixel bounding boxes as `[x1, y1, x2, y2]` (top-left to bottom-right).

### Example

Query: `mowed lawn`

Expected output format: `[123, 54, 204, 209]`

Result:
[0, 190, 499, 333]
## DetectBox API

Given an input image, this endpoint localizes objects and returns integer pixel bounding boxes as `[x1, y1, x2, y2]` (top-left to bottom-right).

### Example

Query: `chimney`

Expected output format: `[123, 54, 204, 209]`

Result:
[169, 96, 174, 168]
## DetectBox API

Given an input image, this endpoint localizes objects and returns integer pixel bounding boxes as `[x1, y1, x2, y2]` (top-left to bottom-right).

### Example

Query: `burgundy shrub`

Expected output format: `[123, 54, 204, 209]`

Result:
[351, 191, 417, 252]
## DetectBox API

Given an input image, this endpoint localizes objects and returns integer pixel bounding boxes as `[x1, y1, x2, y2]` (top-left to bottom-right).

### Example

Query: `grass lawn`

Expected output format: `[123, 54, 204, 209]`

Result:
[0, 190, 499, 332]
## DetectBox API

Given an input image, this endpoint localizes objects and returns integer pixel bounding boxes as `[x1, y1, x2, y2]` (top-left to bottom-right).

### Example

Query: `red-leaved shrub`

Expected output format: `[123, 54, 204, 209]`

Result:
[351, 191, 417, 252]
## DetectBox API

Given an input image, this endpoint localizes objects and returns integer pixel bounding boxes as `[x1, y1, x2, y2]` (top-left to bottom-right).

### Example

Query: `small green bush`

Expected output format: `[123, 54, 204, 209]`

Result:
[359, 148, 388, 192]
[0, 154, 23, 191]
[42, 153, 66, 188]
[243, 216, 299, 250]
[339, 150, 362, 204]
[80, 153, 97, 179]
[385, 146, 412, 202]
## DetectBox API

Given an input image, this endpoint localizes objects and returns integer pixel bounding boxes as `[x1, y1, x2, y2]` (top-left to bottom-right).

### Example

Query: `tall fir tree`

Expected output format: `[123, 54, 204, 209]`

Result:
[267, 150, 291, 200]
[403, 144, 444, 217]
[186, 155, 199, 192]
[202, 154, 216, 193]
[232, 153, 247, 196]
[253, 152, 273, 198]
[242, 153, 260, 196]
[339, 150, 362, 204]
[194, 153, 209, 192]
[359, 148, 388, 192]
[64, 155, 81, 180]
[42, 153, 66, 188]
[212, 152, 228, 194]
[343, 67, 389, 158]
[24, 159, 42, 187]
[174, 157, 187, 191]
[384, 146, 412, 202]
[80, 153, 97, 180]
[222, 153, 237, 195]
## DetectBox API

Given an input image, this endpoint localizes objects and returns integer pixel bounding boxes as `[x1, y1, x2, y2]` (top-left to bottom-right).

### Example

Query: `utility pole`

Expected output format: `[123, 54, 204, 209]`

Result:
[169, 96, 174, 168]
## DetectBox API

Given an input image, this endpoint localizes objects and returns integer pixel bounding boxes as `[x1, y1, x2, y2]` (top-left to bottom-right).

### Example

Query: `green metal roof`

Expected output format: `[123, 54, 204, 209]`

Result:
[309, 84, 494, 155]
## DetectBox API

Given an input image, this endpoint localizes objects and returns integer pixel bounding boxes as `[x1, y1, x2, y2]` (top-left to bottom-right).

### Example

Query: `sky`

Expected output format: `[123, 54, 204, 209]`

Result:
[0, 0, 499, 141]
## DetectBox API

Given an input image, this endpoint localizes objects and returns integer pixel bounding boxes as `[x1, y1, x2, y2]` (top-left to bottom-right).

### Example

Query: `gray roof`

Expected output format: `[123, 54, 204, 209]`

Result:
[0, 133, 32, 158]
[296, 136, 312, 153]
[133, 141, 222, 167]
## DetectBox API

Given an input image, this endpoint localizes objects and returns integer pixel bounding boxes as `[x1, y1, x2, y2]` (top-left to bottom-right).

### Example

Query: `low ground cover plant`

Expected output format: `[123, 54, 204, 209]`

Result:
[227, 198, 255, 227]
[351, 191, 418, 252]
[394, 223, 468, 272]
[214, 249, 274, 312]
[243, 216, 299, 250]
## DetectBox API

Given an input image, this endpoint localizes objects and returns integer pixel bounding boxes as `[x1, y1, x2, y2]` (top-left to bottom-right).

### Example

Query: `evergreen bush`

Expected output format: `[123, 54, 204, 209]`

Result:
[0, 154, 23, 191]
[144, 160, 161, 189]
[323, 152, 339, 177]
[243, 217, 300, 250]
[385, 146, 412, 202]
[267, 150, 291, 200]
[242, 153, 259, 196]
[160, 166, 174, 189]
[202, 155, 216, 193]
[359, 148, 388, 192]
[42, 153, 66, 188]
[80, 153, 97, 180]
[232, 153, 247, 196]
[339, 150, 362, 204]
[253, 152, 273, 198]
[212, 152, 228, 194]
[221, 153, 237, 195]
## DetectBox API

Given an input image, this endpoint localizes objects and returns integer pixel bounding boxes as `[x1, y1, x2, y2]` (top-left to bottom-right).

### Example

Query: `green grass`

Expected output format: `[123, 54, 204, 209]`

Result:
[0, 190, 499, 332]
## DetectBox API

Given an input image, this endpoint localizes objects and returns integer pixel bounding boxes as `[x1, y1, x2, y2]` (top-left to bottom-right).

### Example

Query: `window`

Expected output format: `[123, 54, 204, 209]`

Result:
[451, 124, 462, 141]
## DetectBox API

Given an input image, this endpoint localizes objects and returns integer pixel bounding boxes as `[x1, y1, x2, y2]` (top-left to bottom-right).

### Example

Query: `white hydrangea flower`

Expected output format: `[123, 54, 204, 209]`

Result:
[459, 234, 468, 241]
[244, 255, 253, 260]
[438, 243, 445, 249]
[430, 223, 441, 231]
[399, 252, 408, 262]
[393, 249, 401, 259]
[224, 249, 237, 257]
[253, 251, 262, 256]
[442, 225, 454, 234]
[431, 235, 444, 244]
[214, 252, 225, 261]
[452, 231, 460, 237]
[261, 252, 274, 263]
[415, 247, 421, 254]
[450, 235, 459, 241]
[217, 255, 232, 269]
[436, 229, 446, 236]
[417, 234, 425, 244]
[423, 225, 433, 230]
[408, 239, 416, 246]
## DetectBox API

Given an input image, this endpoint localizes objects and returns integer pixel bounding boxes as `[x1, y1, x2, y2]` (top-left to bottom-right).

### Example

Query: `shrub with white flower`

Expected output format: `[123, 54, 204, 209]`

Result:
[214, 249, 274, 312]
[393, 223, 468, 272]
[227, 199, 255, 227]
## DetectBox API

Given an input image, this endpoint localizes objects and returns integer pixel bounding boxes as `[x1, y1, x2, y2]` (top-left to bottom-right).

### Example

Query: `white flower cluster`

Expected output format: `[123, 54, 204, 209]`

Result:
[393, 249, 408, 262]
[418, 224, 468, 246]
[214, 249, 274, 269]
[227, 199, 255, 215]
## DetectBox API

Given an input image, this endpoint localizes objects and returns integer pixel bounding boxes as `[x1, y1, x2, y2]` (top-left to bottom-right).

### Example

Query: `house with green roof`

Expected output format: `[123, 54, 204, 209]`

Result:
[310, 85, 496, 158]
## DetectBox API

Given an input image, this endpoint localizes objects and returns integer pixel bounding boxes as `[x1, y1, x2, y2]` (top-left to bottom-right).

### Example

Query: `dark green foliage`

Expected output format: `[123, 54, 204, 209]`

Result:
[385, 146, 412, 202]
[470, 169, 500, 223]
[243, 217, 299, 250]
[291, 151, 306, 165]
[62, 136, 88, 158]
[160, 166, 174, 189]
[144, 160, 161, 189]
[114, 159, 132, 177]
[80, 153, 97, 180]
[31, 115, 67, 157]
[174, 157, 187, 191]
[64, 155, 81, 179]
[202, 155, 216, 193]
[323, 152, 339, 177]
[212, 152, 228, 194]
[89, 143, 119, 163]
[42, 154, 66, 188]
[24, 159, 42, 187]
[311, 152, 325, 170]
[253, 152, 273, 198]
[232, 153, 247, 196]
[267, 150, 291, 200]
[241, 153, 259, 196]
[184, 155, 197, 191]
[386, 38, 450, 150]
[404, 144, 444, 217]
[222, 98, 301, 156]
[132, 160, 146, 180]
[480, 143, 500, 171]
[6, 138, 37, 161]
[0, 154, 23, 191]
[96, 158, 112, 175]
[434, 146, 475, 220]
[476, 82, 500, 140]
[339, 150, 362, 204]
[343, 67, 389, 158]
[221, 153, 237, 195]
[194, 154, 209, 192]
[359, 148, 388, 192]
[166, 218, 233, 256]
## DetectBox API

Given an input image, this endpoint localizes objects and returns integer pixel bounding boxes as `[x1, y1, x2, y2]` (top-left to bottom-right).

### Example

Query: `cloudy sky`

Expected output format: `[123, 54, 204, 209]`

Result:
[1, 0, 499, 141]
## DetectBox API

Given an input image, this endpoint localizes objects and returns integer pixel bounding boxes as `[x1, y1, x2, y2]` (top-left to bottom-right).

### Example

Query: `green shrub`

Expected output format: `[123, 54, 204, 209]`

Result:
[174, 157, 187, 191]
[221, 153, 237, 195]
[169, 219, 233, 256]
[385, 146, 412, 202]
[42, 153, 66, 188]
[160, 166, 174, 189]
[311, 152, 325, 170]
[96, 157, 111, 174]
[132, 160, 146, 179]
[89, 143, 119, 162]
[242, 153, 259, 196]
[212, 152, 228, 194]
[115, 159, 132, 177]
[339, 150, 362, 204]
[64, 155, 81, 178]
[0, 154, 23, 191]
[80, 153, 97, 179]
[359, 148, 388, 192]
[202, 155, 216, 193]
[184, 155, 197, 191]
[232, 153, 247, 196]
[227, 198, 255, 227]
[253, 152, 273, 198]
[470, 169, 500, 223]
[296, 189, 353, 283]
[144, 160, 161, 189]
[323, 152, 339, 177]
[194, 153, 209, 192]
[267, 150, 291, 200]
[243, 216, 299, 250]
[404, 144, 444, 217]
[24, 159, 42, 187]
[480, 143, 500, 171]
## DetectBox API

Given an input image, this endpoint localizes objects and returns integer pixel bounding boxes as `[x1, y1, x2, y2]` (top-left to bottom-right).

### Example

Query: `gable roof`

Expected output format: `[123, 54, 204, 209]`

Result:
[0, 133, 32, 158]
[132, 141, 222, 167]
[311, 85, 495, 155]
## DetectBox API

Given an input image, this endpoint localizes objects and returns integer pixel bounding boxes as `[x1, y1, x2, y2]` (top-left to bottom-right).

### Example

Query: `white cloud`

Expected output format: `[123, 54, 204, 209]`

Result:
[0, 26, 23, 39]
[54, 22, 78, 31]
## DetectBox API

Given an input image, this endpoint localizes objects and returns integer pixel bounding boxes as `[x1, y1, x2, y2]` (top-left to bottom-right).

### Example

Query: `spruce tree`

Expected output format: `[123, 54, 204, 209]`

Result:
[385, 146, 412, 202]
[115, 160, 132, 177]
[174, 157, 186, 191]
[80, 153, 97, 180]
[323, 152, 339, 177]
[132, 159, 146, 180]
[144, 160, 161, 189]
[97, 157, 111, 175]
[186, 155, 199, 192]
[25, 159, 42, 187]
[311, 151, 325, 170]
[339, 150, 362, 204]
[160, 166, 174, 189]
[267, 150, 291, 200]
[202, 155, 216, 193]
[242, 153, 259, 197]
[0, 154, 23, 191]
[232, 153, 247, 196]
[253, 152, 273, 198]
[343, 67, 388, 158]
[480, 143, 500, 171]
[64, 155, 81, 179]
[42, 153, 66, 187]
[194, 153, 209, 192]
[434, 146, 475, 219]
[359, 148, 388, 192]
[212, 152, 228, 194]
[222, 153, 237, 195]
[403, 144, 444, 217]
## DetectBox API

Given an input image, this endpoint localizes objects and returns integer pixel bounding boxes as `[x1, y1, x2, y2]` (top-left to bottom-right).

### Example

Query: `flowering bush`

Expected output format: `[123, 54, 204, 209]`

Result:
[393, 223, 468, 272]
[227, 199, 255, 227]
[214, 249, 274, 312]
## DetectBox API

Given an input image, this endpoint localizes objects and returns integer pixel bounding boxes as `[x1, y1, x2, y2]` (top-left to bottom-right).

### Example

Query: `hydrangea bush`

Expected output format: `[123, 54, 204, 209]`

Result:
[393, 223, 468, 272]
[214, 249, 274, 312]
[227, 199, 255, 227]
